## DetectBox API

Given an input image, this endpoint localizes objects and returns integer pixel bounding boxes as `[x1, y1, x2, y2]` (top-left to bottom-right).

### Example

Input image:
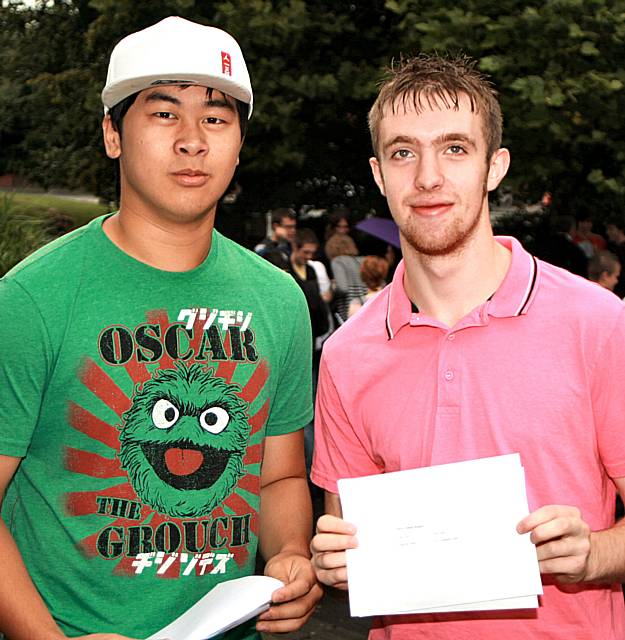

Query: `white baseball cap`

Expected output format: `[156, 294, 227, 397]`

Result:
[101, 16, 253, 117]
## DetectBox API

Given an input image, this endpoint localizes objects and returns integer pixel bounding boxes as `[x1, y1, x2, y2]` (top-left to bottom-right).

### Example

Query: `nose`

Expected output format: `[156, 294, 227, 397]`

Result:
[414, 150, 443, 191]
[174, 122, 208, 156]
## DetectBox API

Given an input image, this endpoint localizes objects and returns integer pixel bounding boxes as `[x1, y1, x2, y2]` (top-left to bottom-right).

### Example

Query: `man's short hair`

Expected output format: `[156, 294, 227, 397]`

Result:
[109, 87, 249, 140]
[588, 250, 620, 282]
[294, 228, 319, 249]
[368, 54, 503, 161]
[270, 208, 296, 227]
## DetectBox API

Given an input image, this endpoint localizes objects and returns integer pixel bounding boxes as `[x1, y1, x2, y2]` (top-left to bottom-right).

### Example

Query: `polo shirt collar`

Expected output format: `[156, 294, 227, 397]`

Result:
[488, 236, 540, 318]
[385, 236, 540, 339]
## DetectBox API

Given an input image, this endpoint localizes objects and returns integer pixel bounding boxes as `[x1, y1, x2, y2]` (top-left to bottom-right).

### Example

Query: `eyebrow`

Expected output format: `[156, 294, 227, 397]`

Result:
[383, 132, 478, 153]
[144, 90, 235, 111]
[437, 133, 477, 149]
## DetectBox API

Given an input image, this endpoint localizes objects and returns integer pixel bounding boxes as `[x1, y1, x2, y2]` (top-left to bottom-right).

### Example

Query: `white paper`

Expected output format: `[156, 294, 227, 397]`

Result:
[338, 454, 542, 617]
[146, 575, 284, 640]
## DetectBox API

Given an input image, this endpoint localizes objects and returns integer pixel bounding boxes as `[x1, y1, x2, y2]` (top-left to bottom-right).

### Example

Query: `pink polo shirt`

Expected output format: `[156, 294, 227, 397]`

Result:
[312, 236, 625, 640]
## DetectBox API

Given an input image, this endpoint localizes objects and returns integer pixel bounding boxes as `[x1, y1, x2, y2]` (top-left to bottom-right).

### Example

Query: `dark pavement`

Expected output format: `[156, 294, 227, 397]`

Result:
[262, 589, 370, 640]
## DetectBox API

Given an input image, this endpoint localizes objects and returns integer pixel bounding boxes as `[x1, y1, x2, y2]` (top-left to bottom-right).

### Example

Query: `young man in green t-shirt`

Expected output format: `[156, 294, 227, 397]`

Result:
[0, 17, 321, 640]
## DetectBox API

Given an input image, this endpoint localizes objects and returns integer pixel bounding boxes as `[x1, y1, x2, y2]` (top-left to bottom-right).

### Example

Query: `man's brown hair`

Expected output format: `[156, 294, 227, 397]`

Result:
[588, 250, 620, 282]
[368, 54, 503, 161]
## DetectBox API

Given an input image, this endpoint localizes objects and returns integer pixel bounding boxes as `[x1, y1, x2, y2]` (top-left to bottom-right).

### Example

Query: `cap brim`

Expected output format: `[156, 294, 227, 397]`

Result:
[102, 74, 253, 116]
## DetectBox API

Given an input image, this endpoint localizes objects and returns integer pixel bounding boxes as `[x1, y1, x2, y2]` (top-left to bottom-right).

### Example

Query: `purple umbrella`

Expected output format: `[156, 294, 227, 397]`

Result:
[355, 217, 401, 248]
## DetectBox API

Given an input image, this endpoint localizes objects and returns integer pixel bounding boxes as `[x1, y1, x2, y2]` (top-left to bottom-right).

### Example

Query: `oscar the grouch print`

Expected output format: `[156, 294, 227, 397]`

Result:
[117, 362, 251, 518]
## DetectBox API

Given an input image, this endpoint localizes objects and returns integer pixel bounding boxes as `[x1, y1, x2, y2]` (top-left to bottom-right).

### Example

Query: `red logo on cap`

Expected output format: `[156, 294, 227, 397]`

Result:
[221, 52, 232, 76]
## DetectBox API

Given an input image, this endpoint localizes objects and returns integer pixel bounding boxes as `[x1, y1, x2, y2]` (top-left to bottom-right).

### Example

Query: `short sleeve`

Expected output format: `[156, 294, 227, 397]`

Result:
[0, 279, 52, 456]
[592, 305, 625, 479]
[311, 351, 381, 493]
[265, 288, 313, 436]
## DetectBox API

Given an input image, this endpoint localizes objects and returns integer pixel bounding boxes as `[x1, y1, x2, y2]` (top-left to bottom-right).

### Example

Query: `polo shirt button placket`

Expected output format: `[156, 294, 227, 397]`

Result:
[444, 369, 454, 382]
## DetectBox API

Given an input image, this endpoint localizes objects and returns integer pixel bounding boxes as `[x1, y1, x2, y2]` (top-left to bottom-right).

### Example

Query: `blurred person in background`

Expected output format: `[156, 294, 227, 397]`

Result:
[348, 255, 389, 317]
[606, 217, 625, 297]
[326, 234, 366, 323]
[588, 250, 621, 293]
[324, 207, 351, 238]
[254, 207, 297, 261]
[535, 214, 588, 278]
[573, 214, 607, 259]
[323, 208, 352, 262]
[287, 228, 333, 486]
[289, 229, 330, 350]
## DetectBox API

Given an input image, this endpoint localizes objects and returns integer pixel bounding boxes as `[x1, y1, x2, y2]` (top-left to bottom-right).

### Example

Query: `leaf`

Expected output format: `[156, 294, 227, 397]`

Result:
[580, 40, 599, 56]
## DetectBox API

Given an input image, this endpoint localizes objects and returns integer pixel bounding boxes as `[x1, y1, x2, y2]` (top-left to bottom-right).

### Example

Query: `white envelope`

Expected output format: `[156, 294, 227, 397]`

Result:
[338, 454, 542, 617]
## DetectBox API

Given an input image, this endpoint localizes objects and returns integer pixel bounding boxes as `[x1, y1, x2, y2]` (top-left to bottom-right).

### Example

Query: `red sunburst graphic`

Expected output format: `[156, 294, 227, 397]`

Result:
[65, 309, 269, 577]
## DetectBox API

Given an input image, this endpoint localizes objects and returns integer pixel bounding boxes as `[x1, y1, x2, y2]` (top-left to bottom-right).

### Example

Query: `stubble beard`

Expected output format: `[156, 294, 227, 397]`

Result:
[397, 177, 489, 258]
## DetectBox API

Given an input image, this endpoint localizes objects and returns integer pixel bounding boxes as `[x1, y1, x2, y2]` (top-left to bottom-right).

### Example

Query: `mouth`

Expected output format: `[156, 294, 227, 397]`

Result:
[408, 202, 454, 217]
[171, 170, 209, 187]
[141, 440, 232, 490]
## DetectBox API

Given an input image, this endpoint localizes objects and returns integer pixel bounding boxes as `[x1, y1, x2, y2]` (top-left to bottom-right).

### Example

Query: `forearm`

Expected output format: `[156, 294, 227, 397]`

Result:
[586, 518, 625, 583]
[259, 475, 312, 561]
[0, 518, 63, 640]
[255, 469, 322, 633]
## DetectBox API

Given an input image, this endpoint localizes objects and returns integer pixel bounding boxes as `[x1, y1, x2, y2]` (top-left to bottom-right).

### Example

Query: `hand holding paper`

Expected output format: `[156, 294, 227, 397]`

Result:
[256, 551, 323, 633]
[311, 513, 357, 590]
[336, 454, 543, 617]
[518, 504, 592, 583]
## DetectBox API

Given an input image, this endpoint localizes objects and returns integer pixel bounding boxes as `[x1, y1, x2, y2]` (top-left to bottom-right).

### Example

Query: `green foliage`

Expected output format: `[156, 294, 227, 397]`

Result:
[387, 0, 625, 214]
[1, 0, 625, 226]
[210, 0, 398, 215]
[0, 192, 51, 276]
[8, 192, 110, 227]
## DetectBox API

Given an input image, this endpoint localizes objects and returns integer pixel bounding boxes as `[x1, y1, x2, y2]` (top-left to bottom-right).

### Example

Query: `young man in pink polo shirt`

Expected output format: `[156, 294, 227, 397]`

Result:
[310, 55, 625, 639]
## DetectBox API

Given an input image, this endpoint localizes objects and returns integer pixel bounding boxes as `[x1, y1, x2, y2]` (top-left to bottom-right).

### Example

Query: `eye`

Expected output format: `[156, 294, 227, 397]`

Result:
[152, 399, 179, 429]
[447, 145, 466, 155]
[199, 407, 230, 434]
[391, 149, 413, 159]
[154, 111, 175, 119]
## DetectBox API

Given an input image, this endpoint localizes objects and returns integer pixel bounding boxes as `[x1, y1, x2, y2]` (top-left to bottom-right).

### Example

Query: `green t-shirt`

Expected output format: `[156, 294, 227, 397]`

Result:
[0, 215, 313, 639]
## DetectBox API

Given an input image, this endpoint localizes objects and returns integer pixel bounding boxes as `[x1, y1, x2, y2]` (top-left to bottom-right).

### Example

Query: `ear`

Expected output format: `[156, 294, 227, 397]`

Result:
[369, 157, 386, 196]
[102, 114, 122, 159]
[486, 148, 510, 192]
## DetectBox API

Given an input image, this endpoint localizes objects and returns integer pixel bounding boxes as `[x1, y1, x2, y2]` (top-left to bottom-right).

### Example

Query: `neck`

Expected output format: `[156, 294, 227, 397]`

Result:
[103, 207, 216, 272]
[402, 219, 511, 328]
[291, 258, 307, 279]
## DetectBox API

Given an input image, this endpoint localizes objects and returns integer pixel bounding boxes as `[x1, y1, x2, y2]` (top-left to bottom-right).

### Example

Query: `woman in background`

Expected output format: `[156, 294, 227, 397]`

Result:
[328, 234, 366, 322]
[348, 255, 389, 317]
